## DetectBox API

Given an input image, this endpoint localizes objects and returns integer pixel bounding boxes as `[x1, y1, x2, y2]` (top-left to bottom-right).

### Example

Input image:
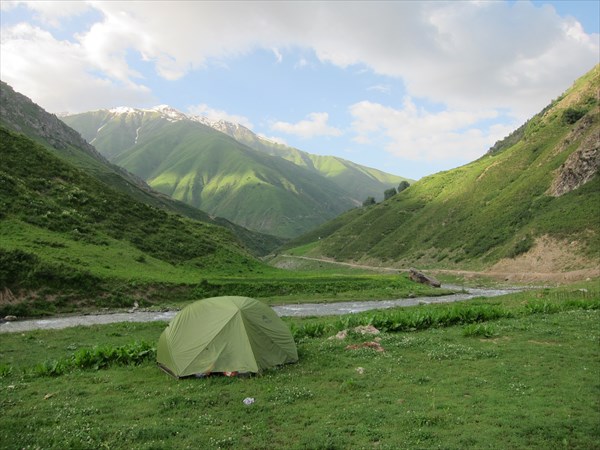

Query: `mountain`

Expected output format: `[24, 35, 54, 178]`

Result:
[284, 65, 600, 273]
[0, 82, 282, 256]
[207, 120, 411, 202]
[62, 107, 409, 237]
[0, 124, 271, 315]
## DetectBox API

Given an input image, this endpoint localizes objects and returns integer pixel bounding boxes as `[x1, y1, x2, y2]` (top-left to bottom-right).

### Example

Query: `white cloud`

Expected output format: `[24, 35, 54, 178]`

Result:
[367, 84, 391, 94]
[1, 1, 91, 26]
[92, 2, 597, 118]
[0, 23, 152, 113]
[258, 134, 287, 146]
[271, 112, 342, 139]
[188, 103, 254, 129]
[349, 99, 515, 162]
[294, 57, 310, 69]
[272, 47, 283, 63]
[1, 1, 598, 119]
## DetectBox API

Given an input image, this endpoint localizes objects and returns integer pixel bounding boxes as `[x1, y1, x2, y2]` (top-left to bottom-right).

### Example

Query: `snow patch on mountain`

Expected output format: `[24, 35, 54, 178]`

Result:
[150, 105, 187, 122]
[109, 106, 138, 114]
[104, 105, 270, 143]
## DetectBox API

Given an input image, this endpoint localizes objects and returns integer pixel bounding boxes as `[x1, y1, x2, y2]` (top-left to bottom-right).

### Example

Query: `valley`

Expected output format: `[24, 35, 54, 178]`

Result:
[62, 106, 410, 238]
[0, 54, 598, 450]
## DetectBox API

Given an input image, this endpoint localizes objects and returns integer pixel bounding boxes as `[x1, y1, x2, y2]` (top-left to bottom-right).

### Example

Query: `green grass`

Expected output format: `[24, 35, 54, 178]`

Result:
[1, 287, 598, 449]
[288, 66, 599, 269]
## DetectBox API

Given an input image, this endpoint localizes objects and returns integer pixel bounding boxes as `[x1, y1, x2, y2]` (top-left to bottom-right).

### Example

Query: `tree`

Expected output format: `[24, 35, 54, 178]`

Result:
[362, 196, 376, 206]
[384, 187, 397, 200]
[397, 180, 410, 193]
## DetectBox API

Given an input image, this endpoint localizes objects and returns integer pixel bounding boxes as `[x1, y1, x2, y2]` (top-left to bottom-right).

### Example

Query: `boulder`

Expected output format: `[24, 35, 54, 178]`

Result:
[408, 268, 441, 288]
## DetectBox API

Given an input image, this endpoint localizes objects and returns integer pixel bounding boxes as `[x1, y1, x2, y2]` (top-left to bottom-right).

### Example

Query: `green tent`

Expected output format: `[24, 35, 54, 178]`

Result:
[157, 296, 298, 378]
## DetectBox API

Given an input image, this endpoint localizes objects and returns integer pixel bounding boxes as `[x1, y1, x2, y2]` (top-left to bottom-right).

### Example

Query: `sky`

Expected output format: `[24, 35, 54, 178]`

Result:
[1, 1, 598, 180]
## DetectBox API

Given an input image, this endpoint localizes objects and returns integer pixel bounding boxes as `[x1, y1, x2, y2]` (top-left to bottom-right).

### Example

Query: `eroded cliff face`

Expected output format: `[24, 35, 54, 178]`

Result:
[547, 112, 599, 197]
[0, 81, 106, 158]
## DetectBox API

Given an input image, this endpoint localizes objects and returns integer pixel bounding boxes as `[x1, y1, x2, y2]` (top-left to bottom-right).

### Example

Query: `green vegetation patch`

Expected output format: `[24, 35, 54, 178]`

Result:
[289, 66, 599, 269]
[1, 287, 598, 449]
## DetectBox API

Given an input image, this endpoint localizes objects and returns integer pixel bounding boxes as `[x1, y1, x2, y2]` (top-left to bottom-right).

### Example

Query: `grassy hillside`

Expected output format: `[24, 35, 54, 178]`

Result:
[286, 66, 600, 271]
[0, 126, 439, 318]
[0, 126, 269, 313]
[64, 110, 356, 238]
[212, 121, 412, 201]
[0, 82, 281, 255]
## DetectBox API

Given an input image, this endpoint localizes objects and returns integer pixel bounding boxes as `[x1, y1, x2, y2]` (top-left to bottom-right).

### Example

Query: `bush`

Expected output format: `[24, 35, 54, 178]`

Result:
[0, 249, 39, 287]
[562, 107, 586, 124]
[397, 181, 410, 193]
[384, 188, 397, 200]
[362, 197, 376, 207]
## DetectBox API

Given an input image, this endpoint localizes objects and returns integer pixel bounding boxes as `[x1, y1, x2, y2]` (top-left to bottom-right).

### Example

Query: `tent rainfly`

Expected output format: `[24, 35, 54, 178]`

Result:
[157, 296, 298, 378]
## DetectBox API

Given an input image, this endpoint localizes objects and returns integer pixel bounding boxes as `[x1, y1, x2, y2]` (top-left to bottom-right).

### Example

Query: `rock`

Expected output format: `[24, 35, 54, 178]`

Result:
[408, 268, 441, 288]
[3, 315, 17, 322]
[547, 122, 599, 197]
[329, 330, 348, 340]
[353, 325, 380, 335]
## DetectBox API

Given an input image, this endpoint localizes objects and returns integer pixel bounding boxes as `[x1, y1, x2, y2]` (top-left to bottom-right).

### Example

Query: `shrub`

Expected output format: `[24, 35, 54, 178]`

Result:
[562, 107, 586, 124]
[397, 180, 410, 193]
[384, 188, 397, 200]
[0, 248, 39, 287]
[362, 197, 376, 207]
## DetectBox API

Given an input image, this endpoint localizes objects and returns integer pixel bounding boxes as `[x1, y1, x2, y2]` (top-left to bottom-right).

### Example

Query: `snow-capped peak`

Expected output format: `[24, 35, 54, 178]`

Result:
[105, 104, 251, 133]
[149, 105, 188, 121]
[189, 115, 215, 127]
[109, 106, 138, 114]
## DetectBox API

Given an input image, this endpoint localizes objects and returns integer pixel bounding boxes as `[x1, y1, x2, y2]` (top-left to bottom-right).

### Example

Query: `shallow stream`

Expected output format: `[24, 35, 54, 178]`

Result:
[0, 286, 520, 333]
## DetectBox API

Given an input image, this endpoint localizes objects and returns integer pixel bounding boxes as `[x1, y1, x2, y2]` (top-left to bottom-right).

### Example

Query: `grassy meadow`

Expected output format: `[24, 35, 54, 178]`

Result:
[1, 285, 599, 449]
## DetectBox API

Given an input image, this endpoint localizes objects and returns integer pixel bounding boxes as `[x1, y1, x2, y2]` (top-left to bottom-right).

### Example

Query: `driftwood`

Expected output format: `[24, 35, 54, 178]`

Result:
[408, 268, 441, 288]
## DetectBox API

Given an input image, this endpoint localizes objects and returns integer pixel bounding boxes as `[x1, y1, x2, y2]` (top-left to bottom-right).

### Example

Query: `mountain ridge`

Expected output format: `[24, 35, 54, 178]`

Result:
[0, 80, 283, 256]
[63, 104, 411, 196]
[62, 107, 411, 237]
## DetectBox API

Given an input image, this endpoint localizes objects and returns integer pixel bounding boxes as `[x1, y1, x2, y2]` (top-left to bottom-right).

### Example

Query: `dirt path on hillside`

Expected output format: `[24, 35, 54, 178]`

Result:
[276, 255, 599, 284]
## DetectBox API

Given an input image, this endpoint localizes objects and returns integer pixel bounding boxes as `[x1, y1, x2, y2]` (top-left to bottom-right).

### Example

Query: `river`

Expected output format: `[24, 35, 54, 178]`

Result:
[0, 286, 520, 333]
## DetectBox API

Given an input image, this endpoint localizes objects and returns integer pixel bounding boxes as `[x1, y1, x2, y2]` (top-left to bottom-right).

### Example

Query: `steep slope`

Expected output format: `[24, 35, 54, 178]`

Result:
[287, 65, 599, 272]
[210, 120, 412, 201]
[63, 108, 358, 238]
[0, 82, 281, 255]
[0, 126, 266, 314]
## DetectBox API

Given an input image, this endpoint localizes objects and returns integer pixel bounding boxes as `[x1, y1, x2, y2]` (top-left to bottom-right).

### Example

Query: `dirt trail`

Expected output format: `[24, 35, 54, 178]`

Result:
[276, 254, 599, 284]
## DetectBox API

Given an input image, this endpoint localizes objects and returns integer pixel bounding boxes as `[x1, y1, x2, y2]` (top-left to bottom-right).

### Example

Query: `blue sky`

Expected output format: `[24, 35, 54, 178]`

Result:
[1, 1, 598, 180]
